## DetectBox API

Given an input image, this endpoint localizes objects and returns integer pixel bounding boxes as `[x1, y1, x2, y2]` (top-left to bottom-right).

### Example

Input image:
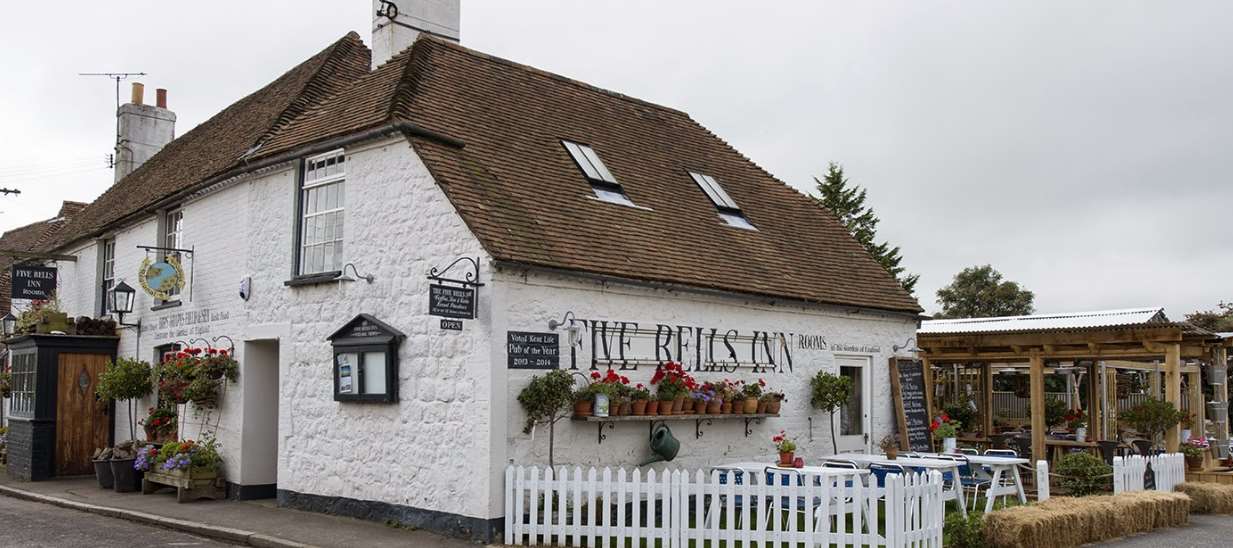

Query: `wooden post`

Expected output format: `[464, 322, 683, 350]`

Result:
[983, 362, 995, 437]
[1187, 370, 1204, 441]
[1088, 361, 1102, 442]
[1030, 355, 1046, 462]
[1165, 344, 1182, 452]
[1216, 346, 1229, 451]
[923, 356, 936, 419]
[1105, 367, 1118, 440]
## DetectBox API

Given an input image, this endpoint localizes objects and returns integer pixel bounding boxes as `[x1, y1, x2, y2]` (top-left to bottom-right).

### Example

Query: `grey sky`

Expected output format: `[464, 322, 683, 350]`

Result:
[1, 1, 1229, 317]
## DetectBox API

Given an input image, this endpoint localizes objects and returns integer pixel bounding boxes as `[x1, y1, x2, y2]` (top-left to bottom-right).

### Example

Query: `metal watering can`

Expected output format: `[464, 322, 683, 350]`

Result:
[640, 423, 680, 466]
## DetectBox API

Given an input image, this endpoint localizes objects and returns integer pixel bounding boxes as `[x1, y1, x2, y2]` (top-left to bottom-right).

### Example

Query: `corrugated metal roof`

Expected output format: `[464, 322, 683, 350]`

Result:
[1218, 332, 1233, 339]
[920, 307, 1169, 335]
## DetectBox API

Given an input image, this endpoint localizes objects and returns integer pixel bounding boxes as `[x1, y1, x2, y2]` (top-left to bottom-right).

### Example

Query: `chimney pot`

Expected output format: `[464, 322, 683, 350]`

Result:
[156, 88, 167, 109]
[131, 82, 145, 105]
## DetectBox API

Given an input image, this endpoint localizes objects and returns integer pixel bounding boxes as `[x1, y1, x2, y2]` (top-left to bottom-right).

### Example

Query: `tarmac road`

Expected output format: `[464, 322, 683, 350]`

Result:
[0, 495, 236, 547]
[1092, 513, 1233, 547]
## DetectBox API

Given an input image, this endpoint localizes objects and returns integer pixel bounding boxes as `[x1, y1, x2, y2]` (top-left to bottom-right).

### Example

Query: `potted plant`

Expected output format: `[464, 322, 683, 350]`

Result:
[589, 369, 630, 417]
[631, 384, 651, 416]
[573, 385, 595, 417]
[703, 383, 723, 414]
[718, 380, 736, 414]
[517, 370, 575, 468]
[1065, 409, 1088, 441]
[762, 390, 785, 415]
[1044, 398, 1068, 431]
[741, 378, 765, 414]
[1182, 437, 1208, 471]
[95, 357, 154, 492]
[141, 405, 178, 444]
[879, 434, 900, 459]
[143, 436, 225, 501]
[810, 371, 853, 453]
[651, 361, 694, 415]
[1120, 397, 1186, 452]
[1180, 413, 1194, 442]
[931, 413, 961, 453]
[773, 430, 797, 465]
[943, 399, 979, 437]
[91, 447, 115, 489]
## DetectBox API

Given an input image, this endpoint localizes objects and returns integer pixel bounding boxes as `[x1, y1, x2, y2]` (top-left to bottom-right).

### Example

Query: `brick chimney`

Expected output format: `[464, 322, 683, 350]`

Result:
[114, 82, 176, 183]
[371, 0, 459, 70]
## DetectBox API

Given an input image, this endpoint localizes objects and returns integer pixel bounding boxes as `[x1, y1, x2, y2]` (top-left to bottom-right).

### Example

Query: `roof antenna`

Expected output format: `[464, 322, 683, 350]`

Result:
[79, 71, 147, 152]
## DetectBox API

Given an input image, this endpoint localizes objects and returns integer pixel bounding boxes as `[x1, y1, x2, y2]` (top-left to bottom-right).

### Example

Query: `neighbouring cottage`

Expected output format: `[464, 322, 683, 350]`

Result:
[7, 1, 921, 541]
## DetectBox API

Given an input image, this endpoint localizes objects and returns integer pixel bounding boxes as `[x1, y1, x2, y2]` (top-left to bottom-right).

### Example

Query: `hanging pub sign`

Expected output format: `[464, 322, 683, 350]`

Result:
[508, 331, 560, 370]
[139, 255, 186, 301]
[10, 265, 57, 299]
[426, 256, 483, 320]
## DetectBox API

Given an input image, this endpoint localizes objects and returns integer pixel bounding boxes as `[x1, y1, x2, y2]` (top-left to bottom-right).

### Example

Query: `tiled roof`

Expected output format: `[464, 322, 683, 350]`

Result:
[0, 201, 87, 313]
[45, 32, 371, 250]
[920, 307, 1170, 335]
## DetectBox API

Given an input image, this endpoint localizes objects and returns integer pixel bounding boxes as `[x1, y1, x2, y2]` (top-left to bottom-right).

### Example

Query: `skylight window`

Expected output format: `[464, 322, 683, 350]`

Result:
[562, 141, 635, 207]
[689, 171, 755, 230]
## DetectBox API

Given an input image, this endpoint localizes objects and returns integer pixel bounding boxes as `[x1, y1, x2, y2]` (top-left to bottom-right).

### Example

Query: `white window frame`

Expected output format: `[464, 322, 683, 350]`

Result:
[298, 149, 346, 276]
[562, 140, 636, 207]
[100, 238, 116, 314]
[689, 171, 756, 230]
[162, 208, 184, 299]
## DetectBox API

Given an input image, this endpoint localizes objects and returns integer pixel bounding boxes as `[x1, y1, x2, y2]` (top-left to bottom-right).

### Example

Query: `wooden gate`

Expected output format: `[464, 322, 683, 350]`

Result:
[55, 353, 111, 476]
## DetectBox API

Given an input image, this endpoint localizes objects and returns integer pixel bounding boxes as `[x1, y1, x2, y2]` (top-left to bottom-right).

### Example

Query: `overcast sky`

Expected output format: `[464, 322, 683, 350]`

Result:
[1, 1, 1229, 317]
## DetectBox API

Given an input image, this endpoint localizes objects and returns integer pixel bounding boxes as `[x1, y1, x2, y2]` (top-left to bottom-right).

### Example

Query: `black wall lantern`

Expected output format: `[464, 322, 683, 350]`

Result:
[1, 312, 16, 338]
[327, 314, 404, 403]
[109, 281, 140, 328]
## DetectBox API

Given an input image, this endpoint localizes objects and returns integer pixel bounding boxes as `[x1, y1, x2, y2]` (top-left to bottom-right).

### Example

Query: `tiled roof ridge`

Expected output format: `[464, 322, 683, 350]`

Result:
[419, 36, 690, 117]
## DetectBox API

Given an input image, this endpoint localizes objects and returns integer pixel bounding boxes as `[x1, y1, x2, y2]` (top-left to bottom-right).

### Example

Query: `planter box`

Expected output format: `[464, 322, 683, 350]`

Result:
[142, 468, 224, 502]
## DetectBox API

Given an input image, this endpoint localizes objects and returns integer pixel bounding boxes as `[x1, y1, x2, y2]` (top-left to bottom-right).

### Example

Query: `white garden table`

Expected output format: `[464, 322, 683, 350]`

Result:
[921, 452, 1030, 512]
[828, 453, 969, 516]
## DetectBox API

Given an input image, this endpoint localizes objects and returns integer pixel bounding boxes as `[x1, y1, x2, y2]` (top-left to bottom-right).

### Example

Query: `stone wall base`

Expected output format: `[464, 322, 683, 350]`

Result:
[276, 488, 501, 543]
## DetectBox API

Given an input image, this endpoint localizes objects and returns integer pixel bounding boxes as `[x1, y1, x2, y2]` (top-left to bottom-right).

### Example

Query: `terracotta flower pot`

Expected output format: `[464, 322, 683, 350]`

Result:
[1186, 455, 1204, 471]
[632, 400, 648, 416]
[767, 400, 782, 414]
[574, 400, 593, 417]
[695, 399, 707, 414]
[743, 398, 759, 414]
[661, 399, 676, 416]
[732, 401, 743, 414]
[672, 396, 686, 414]
[779, 451, 795, 466]
[707, 400, 722, 414]
[757, 401, 768, 414]
[721, 402, 733, 414]
[646, 400, 660, 416]
[681, 398, 694, 414]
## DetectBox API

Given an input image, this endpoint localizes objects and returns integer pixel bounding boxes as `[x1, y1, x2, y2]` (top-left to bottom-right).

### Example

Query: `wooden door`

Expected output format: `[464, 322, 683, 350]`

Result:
[55, 353, 111, 476]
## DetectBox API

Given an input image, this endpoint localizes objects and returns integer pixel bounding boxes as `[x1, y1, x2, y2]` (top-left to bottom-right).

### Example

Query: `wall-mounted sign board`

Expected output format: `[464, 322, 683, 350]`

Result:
[440, 319, 462, 331]
[10, 265, 57, 299]
[429, 284, 475, 319]
[889, 357, 934, 452]
[507, 331, 559, 370]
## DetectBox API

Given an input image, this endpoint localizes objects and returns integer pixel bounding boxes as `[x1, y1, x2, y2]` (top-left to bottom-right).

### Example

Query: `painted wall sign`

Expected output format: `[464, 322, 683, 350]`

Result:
[440, 319, 463, 331]
[428, 284, 475, 319]
[139, 255, 186, 301]
[890, 358, 934, 452]
[10, 265, 57, 299]
[507, 331, 560, 370]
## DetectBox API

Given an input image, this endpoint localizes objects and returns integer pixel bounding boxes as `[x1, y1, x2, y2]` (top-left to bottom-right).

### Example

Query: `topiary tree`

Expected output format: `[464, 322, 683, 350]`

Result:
[1120, 397, 1186, 450]
[96, 357, 154, 442]
[1055, 452, 1111, 496]
[517, 370, 576, 469]
[810, 371, 853, 454]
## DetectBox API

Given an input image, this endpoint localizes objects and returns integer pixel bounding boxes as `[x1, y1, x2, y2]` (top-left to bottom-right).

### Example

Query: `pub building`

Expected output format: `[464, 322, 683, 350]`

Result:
[7, 1, 921, 541]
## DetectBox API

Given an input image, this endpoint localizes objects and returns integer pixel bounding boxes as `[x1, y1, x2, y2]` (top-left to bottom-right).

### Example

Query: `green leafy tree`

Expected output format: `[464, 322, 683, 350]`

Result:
[1185, 301, 1233, 333]
[813, 162, 919, 295]
[96, 357, 154, 442]
[810, 371, 853, 454]
[517, 370, 576, 469]
[934, 265, 1035, 319]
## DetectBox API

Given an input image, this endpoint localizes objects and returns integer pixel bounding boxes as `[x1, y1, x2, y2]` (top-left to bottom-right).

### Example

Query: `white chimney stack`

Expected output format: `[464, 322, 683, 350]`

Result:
[114, 82, 176, 183]
[371, 0, 460, 70]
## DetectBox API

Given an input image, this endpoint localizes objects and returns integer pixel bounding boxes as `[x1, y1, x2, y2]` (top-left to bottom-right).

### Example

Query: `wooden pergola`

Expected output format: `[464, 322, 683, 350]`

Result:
[918, 309, 1231, 463]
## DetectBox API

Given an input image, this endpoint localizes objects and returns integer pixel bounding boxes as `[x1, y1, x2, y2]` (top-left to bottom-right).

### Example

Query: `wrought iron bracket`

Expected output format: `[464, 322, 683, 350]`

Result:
[744, 417, 764, 437]
[597, 421, 614, 444]
[427, 256, 484, 287]
[695, 418, 714, 440]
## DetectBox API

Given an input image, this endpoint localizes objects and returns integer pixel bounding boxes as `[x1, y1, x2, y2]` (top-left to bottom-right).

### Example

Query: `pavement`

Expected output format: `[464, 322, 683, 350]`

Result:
[0, 495, 234, 547]
[0, 476, 482, 548]
[1091, 513, 1233, 547]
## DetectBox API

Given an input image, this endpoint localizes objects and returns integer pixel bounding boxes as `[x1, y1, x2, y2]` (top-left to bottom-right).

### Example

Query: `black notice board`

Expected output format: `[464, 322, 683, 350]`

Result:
[11, 265, 57, 300]
[428, 284, 475, 319]
[507, 331, 560, 370]
[890, 358, 934, 452]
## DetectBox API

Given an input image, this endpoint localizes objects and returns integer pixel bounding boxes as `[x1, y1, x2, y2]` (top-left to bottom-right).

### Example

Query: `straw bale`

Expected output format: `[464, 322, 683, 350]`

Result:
[1177, 482, 1233, 514]
[983, 492, 1189, 548]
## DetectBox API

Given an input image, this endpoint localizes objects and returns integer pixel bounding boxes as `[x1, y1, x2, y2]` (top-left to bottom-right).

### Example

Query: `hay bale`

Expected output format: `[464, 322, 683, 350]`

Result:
[983, 492, 1189, 548]
[1177, 482, 1233, 514]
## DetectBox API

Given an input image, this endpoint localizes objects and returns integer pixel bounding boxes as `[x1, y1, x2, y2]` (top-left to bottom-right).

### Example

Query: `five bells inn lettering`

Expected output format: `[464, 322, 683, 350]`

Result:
[10, 265, 57, 300]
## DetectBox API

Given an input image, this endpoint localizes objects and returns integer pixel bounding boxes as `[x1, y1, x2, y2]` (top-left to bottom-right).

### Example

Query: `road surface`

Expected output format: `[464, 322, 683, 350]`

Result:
[0, 495, 235, 547]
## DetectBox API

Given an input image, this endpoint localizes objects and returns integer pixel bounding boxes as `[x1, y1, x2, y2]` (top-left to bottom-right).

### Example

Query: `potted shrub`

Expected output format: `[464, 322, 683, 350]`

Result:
[718, 380, 737, 414]
[630, 384, 651, 416]
[141, 405, 178, 444]
[517, 369, 575, 468]
[651, 361, 694, 415]
[740, 379, 765, 414]
[1182, 437, 1208, 471]
[572, 386, 595, 417]
[931, 413, 961, 453]
[95, 357, 154, 492]
[1066, 410, 1088, 442]
[761, 390, 785, 415]
[810, 371, 853, 453]
[91, 447, 115, 489]
[1120, 397, 1186, 451]
[879, 434, 900, 459]
[773, 430, 797, 465]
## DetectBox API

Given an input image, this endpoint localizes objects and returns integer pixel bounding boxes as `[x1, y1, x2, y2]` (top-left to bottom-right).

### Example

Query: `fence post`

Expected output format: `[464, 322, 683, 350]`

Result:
[1036, 460, 1050, 502]
[1112, 456, 1124, 494]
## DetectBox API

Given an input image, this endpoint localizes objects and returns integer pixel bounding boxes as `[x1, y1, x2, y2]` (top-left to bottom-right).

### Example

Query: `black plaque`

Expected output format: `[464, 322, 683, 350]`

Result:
[11, 265, 57, 300]
[507, 331, 560, 370]
[892, 359, 934, 452]
[429, 284, 475, 319]
[440, 319, 463, 331]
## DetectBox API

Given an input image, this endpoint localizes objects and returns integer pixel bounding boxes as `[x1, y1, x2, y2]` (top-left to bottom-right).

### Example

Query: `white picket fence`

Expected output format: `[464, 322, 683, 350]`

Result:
[504, 465, 945, 547]
[1112, 453, 1185, 494]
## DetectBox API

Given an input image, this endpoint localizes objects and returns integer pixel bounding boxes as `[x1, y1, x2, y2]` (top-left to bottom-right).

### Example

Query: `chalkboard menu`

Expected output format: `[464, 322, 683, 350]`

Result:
[429, 284, 476, 319]
[507, 331, 560, 370]
[890, 358, 933, 452]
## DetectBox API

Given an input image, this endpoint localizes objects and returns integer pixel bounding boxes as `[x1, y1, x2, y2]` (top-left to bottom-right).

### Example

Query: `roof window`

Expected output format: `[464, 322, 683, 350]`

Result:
[562, 141, 635, 207]
[689, 171, 755, 230]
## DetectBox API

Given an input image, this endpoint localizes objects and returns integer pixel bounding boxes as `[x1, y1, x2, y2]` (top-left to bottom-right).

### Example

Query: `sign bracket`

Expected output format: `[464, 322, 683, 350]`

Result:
[427, 256, 484, 287]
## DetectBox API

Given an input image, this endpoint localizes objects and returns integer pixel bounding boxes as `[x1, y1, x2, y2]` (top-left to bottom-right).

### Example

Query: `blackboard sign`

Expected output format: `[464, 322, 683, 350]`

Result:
[429, 284, 475, 319]
[890, 358, 933, 452]
[507, 331, 559, 370]
[11, 265, 57, 299]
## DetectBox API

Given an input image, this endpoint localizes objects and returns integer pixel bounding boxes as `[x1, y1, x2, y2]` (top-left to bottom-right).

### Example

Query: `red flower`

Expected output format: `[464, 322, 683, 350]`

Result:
[590, 371, 601, 380]
[758, 378, 766, 387]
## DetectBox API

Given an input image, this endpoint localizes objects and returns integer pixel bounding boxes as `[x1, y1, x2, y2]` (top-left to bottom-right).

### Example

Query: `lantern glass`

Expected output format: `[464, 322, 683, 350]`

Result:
[1, 313, 16, 337]
[111, 281, 136, 315]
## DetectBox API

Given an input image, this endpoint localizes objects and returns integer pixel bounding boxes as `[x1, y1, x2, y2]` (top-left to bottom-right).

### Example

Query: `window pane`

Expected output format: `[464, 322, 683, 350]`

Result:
[579, 145, 617, 184]
[593, 187, 634, 206]
[719, 211, 756, 230]
[563, 141, 603, 181]
[362, 352, 387, 395]
[337, 353, 358, 394]
[840, 366, 864, 436]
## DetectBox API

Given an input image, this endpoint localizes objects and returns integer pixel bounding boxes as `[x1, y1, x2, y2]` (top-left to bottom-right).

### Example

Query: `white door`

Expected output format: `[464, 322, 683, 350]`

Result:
[835, 355, 873, 453]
